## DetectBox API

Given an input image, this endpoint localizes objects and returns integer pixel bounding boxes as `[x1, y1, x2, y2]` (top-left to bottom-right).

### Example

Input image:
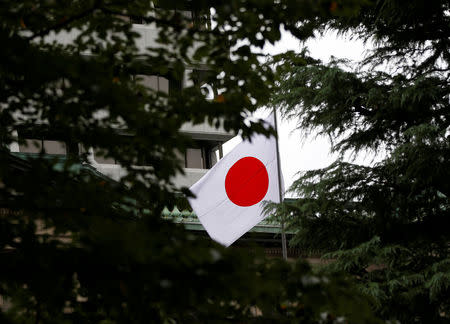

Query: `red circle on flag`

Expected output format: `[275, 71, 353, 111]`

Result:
[225, 156, 269, 207]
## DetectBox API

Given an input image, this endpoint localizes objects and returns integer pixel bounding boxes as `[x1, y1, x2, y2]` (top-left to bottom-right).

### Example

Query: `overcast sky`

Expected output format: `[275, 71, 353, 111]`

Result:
[223, 29, 372, 195]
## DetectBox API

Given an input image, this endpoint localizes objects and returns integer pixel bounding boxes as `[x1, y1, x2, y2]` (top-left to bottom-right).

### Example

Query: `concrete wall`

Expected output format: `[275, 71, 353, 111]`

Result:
[180, 120, 234, 141]
[46, 23, 206, 63]
[18, 23, 233, 188]
[92, 161, 208, 188]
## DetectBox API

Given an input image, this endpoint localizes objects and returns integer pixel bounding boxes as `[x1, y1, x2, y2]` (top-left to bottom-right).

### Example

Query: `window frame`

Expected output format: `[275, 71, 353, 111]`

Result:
[17, 128, 78, 156]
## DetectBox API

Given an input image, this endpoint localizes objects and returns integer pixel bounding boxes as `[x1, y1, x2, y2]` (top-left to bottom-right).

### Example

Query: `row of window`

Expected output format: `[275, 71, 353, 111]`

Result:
[134, 71, 213, 98]
[128, 4, 211, 31]
[20, 139, 67, 155]
[184, 145, 221, 169]
[18, 137, 222, 170]
[16, 67, 218, 169]
[137, 75, 170, 93]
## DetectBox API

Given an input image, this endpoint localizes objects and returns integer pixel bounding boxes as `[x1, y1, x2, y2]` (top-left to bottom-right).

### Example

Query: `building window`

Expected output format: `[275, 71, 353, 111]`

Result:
[42, 140, 66, 155]
[18, 131, 70, 156]
[209, 145, 220, 167]
[19, 139, 42, 154]
[135, 74, 182, 95]
[153, 2, 211, 30]
[90, 136, 223, 169]
[186, 148, 203, 168]
[182, 141, 223, 169]
[136, 75, 169, 93]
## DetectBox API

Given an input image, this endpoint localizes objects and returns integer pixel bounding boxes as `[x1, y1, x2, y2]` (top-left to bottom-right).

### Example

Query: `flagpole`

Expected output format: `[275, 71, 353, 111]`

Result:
[272, 108, 288, 260]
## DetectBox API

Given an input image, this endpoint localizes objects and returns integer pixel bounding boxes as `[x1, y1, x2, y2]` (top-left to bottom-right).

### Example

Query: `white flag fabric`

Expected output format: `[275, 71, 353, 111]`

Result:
[188, 113, 283, 246]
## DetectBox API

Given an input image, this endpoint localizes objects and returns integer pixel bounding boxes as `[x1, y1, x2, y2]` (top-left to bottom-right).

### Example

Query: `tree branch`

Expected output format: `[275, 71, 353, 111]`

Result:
[27, 1, 101, 41]
[352, 98, 374, 117]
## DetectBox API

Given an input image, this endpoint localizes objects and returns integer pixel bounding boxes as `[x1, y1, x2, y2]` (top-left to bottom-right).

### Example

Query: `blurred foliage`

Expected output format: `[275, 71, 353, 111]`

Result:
[0, 0, 380, 323]
[269, 0, 450, 322]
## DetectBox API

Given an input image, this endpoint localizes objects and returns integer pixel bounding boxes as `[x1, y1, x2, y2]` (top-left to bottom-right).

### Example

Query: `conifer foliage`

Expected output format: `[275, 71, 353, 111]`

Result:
[272, 1, 450, 322]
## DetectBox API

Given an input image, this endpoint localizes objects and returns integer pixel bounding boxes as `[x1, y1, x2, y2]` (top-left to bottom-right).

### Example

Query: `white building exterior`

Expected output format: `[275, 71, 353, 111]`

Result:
[9, 15, 233, 188]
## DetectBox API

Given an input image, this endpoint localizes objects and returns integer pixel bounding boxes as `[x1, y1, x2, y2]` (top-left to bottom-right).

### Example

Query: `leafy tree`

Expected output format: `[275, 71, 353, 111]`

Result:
[0, 0, 379, 323]
[272, 0, 450, 323]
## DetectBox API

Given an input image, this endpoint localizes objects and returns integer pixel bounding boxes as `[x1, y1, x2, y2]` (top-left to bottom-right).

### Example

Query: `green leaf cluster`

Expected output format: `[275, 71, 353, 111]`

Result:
[271, 0, 450, 322]
[0, 1, 380, 323]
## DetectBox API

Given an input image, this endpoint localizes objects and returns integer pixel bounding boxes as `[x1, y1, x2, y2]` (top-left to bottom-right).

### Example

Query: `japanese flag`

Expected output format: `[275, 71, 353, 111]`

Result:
[188, 113, 283, 246]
